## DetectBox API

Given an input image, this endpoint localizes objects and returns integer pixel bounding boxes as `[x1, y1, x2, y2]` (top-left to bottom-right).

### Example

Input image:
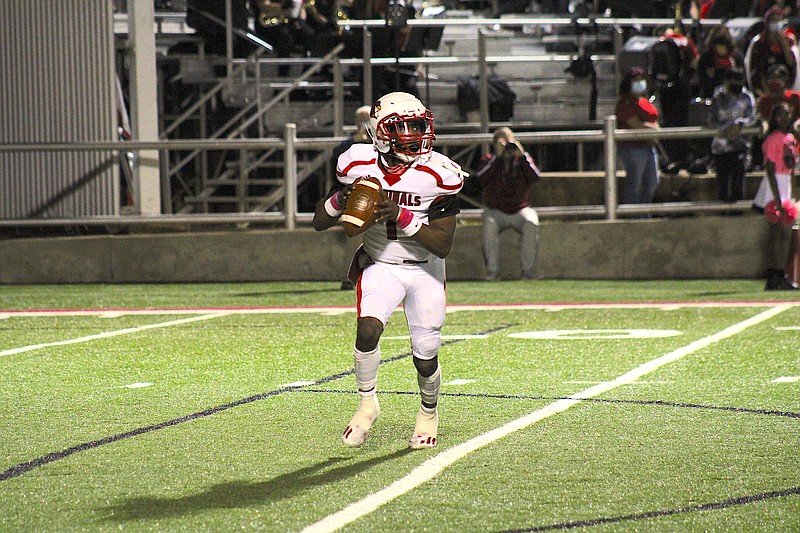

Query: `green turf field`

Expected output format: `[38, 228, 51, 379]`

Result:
[1, 281, 798, 532]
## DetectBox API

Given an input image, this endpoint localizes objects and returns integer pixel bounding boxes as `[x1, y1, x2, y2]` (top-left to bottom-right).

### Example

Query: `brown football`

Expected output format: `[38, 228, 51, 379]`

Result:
[341, 177, 383, 237]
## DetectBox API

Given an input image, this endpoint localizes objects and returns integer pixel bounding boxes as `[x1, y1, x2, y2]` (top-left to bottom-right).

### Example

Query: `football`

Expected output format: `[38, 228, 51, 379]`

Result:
[341, 177, 383, 237]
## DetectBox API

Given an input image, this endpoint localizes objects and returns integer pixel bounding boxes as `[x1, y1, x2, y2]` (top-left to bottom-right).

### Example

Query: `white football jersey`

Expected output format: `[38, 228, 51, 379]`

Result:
[336, 143, 465, 264]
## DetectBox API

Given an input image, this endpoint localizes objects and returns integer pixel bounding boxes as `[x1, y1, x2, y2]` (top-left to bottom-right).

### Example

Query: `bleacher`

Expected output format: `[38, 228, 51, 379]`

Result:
[126, 5, 627, 213]
[110, 4, 757, 217]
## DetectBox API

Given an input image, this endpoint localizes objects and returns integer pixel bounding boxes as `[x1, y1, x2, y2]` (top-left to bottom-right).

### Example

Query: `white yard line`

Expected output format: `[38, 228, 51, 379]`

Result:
[0, 313, 228, 357]
[301, 304, 793, 533]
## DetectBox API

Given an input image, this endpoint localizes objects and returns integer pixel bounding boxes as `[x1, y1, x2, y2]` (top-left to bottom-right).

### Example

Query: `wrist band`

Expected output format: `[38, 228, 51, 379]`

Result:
[324, 191, 344, 217]
[396, 207, 422, 236]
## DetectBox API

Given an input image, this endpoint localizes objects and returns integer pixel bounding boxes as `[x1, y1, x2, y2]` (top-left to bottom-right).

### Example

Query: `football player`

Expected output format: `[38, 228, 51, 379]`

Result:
[313, 92, 466, 449]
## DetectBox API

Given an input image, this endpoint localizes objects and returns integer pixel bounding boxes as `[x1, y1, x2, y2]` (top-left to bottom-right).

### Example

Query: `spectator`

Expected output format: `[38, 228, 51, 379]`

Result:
[753, 102, 799, 290]
[755, 64, 800, 131]
[332, 105, 372, 162]
[708, 68, 757, 203]
[751, 1, 794, 18]
[476, 127, 542, 281]
[251, 0, 309, 67]
[675, 0, 701, 19]
[700, 0, 752, 19]
[651, 23, 698, 166]
[302, 0, 359, 57]
[370, 1, 419, 101]
[615, 67, 661, 208]
[745, 7, 797, 97]
[697, 25, 744, 99]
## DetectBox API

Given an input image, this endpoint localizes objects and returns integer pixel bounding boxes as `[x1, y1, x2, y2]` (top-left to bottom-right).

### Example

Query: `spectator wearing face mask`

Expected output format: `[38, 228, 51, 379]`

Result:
[745, 7, 798, 97]
[614, 67, 661, 207]
[698, 25, 744, 99]
[708, 68, 757, 204]
[755, 64, 800, 133]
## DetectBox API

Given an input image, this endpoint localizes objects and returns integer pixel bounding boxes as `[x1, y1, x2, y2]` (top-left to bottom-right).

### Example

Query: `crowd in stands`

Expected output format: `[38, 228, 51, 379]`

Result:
[171, 0, 800, 184]
[612, 4, 800, 179]
[607, 2, 799, 290]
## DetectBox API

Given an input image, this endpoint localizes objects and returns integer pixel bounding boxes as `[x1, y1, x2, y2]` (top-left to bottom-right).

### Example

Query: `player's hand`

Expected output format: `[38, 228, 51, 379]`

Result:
[725, 124, 741, 141]
[374, 193, 399, 223]
[336, 183, 355, 207]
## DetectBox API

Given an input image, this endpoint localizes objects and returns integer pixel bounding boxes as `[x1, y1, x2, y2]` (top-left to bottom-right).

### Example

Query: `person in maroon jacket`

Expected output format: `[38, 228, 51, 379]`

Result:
[745, 7, 797, 97]
[476, 127, 541, 281]
[615, 67, 661, 209]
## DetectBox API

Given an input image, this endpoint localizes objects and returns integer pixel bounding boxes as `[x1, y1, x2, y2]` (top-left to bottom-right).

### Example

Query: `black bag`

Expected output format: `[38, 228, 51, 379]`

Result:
[456, 75, 516, 121]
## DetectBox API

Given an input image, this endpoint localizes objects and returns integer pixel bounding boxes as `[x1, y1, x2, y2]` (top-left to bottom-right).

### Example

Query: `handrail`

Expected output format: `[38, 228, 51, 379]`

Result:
[0, 122, 765, 229]
[161, 48, 266, 138]
[335, 16, 730, 28]
[113, 11, 733, 34]
[2, 124, 757, 153]
[164, 43, 346, 182]
[185, 2, 274, 52]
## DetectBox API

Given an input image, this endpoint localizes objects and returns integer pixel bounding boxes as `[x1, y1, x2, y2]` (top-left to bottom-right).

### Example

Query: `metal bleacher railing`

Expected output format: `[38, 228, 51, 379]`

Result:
[0, 119, 761, 230]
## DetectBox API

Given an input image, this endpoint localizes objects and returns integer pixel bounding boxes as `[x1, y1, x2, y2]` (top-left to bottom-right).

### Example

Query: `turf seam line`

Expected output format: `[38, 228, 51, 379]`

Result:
[0, 324, 512, 482]
[497, 486, 800, 532]
[299, 304, 793, 533]
[294, 389, 800, 419]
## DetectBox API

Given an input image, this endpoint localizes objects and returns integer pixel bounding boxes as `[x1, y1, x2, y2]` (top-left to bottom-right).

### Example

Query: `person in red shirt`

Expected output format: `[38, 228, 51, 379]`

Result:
[614, 67, 661, 209]
[475, 127, 541, 281]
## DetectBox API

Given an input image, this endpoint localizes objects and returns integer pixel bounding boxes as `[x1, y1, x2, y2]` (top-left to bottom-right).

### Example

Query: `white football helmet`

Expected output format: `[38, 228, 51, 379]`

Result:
[367, 92, 435, 163]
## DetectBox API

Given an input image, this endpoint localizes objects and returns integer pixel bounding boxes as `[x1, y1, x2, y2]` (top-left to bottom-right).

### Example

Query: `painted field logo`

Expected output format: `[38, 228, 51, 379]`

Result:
[509, 329, 683, 340]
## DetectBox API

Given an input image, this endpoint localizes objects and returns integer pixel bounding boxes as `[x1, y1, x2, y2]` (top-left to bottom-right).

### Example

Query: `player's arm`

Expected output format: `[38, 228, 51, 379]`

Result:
[312, 184, 354, 231]
[625, 115, 659, 130]
[415, 215, 457, 258]
[375, 195, 458, 258]
[764, 159, 785, 215]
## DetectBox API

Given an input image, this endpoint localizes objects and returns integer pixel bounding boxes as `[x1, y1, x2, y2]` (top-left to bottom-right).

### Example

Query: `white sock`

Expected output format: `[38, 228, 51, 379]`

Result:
[417, 364, 441, 409]
[354, 345, 380, 395]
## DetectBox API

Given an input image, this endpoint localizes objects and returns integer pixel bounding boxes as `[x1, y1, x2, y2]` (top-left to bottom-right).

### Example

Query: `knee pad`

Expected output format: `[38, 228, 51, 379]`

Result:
[355, 317, 383, 352]
[413, 355, 439, 378]
[410, 326, 441, 364]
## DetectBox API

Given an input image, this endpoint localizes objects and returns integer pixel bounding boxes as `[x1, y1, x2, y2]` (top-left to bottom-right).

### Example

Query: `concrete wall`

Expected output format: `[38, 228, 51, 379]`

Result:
[0, 214, 768, 284]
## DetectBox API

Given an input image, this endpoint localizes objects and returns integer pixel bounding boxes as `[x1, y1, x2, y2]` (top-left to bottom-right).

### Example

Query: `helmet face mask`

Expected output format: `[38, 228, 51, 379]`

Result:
[368, 92, 435, 163]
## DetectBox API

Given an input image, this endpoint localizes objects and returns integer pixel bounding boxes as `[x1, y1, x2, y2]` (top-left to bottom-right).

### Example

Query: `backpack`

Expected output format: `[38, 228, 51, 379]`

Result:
[649, 38, 685, 89]
[456, 75, 517, 121]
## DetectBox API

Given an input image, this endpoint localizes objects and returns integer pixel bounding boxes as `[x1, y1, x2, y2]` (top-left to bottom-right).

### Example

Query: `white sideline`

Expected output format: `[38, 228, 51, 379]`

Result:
[301, 304, 792, 533]
[0, 313, 228, 357]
